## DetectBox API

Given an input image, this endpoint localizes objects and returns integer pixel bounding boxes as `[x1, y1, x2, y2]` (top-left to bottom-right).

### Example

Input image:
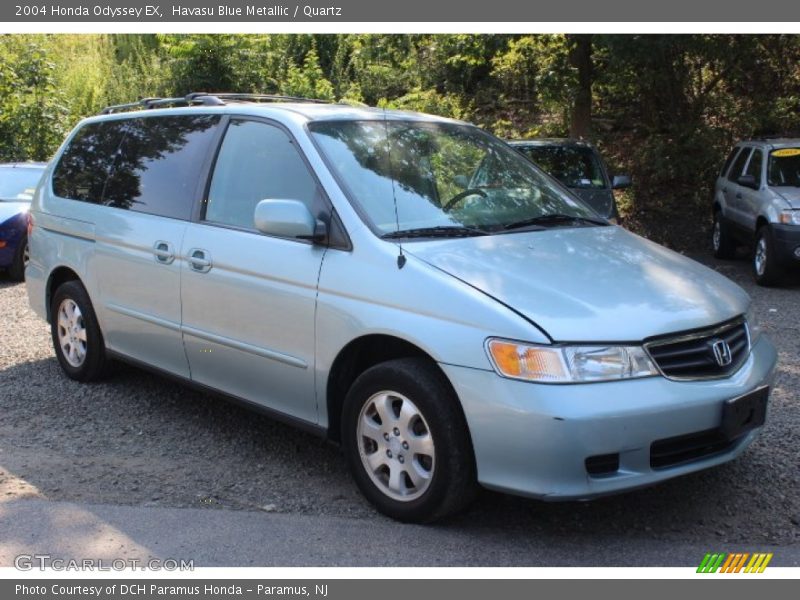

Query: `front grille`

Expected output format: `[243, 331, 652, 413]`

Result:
[645, 319, 749, 380]
[650, 428, 736, 469]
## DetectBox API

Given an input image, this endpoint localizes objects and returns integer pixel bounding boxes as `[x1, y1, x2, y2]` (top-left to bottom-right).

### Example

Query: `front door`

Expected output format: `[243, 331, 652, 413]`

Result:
[180, 118, 328, 424]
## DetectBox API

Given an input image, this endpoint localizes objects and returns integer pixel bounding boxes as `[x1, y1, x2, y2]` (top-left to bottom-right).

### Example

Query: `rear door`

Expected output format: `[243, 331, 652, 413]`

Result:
[179, 118, 328, 424]
[90, 114, 222, 377]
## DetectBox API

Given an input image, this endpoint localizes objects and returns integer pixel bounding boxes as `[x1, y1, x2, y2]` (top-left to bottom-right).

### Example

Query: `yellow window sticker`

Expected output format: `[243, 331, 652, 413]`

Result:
[771, 148, 800, 157]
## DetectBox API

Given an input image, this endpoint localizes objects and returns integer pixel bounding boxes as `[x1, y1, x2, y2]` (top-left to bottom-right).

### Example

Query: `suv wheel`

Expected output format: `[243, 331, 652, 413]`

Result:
[342, 357, 476, 523]
[51, 280, 110, 381]
[753, 226, 784, 286]
[712, 212, 736, 259]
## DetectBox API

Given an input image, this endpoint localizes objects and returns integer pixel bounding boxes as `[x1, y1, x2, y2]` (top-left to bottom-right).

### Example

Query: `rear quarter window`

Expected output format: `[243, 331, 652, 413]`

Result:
[52, 120, 128, 203]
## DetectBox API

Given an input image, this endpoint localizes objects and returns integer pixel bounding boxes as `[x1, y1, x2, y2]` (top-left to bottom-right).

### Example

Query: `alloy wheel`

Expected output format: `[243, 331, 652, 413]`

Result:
[356, 390, 435, 502]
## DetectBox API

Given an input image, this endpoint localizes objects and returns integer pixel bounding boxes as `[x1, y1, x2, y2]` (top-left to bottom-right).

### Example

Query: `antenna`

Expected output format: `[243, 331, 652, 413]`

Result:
[382, 108, 406, 269]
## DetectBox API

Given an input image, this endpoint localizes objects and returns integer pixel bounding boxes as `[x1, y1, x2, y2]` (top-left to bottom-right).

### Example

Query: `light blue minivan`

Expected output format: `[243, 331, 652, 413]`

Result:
[26, 94, 777, 522]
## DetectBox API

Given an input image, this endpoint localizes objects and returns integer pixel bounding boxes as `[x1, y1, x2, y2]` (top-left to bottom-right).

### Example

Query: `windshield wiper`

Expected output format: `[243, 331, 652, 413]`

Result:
[501, 213, 608, 231]
[381, 225, 489, 239]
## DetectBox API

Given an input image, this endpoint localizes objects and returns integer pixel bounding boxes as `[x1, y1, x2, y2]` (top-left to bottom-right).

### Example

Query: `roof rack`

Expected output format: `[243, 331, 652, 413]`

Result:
[748, 131, 800, 141]
[100, 92, 330, 115]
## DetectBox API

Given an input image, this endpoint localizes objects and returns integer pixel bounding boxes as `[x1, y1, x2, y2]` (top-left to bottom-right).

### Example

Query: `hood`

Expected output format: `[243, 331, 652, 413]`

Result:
[569, 188, 615, 218]
[773, 187, 800, 209]
[0, 201, 28, 225]
[406, 226, 750, 342]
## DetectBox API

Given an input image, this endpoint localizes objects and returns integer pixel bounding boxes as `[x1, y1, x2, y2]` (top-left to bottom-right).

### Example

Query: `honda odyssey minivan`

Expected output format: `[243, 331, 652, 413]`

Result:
[27, 94, 777, 522]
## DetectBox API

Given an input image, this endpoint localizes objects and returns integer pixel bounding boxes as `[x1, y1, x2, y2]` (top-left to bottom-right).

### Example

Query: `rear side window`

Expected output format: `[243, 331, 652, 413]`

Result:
[720, 147, 741, 178]
[103, 115, 220, 220]
[52, 115, 220, 220]
[52, 121, 128, 203]
[727, 148, 752, 183]
[204, 119, 320, 230]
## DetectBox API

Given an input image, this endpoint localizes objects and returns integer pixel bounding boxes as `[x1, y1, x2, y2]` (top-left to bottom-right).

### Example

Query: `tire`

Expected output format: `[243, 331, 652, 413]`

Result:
[712, 212, 736, 259]
[753, 225, 784, 287]
[8, 235, 28, 281]
[341, 357, 477, 523]
[50, 280, 109, 381]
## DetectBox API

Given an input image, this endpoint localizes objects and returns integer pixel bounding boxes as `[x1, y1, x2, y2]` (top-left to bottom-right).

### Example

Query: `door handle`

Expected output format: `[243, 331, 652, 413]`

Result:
[187, 248, 212, 273]
[153, 240, 175, 264]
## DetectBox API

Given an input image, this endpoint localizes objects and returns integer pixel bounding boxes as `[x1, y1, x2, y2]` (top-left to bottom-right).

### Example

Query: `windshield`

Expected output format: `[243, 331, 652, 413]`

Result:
[517, 145, 606, 190]
[767, 148, 800, 187]
[309, 120, 599, 236]
[0, 167, 44, 201]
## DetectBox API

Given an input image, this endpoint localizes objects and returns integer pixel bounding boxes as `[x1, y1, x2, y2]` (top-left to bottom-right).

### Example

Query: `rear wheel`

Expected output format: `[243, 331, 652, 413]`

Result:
[712, 212, 736, 259]
[8, 235, 29, 281]
[753, 226, 784, 286]
[342, 357, 477, 523]
[50, 280, 109, 381]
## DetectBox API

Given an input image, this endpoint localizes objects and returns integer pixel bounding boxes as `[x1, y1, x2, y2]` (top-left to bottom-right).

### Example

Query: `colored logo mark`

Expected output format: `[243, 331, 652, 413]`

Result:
[697, 552, 773, 573]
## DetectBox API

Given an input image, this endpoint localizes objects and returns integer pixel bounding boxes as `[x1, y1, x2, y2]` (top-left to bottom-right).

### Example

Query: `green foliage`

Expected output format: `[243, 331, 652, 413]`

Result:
[2, 33, 800, 251]
[0, 36, 71, 162]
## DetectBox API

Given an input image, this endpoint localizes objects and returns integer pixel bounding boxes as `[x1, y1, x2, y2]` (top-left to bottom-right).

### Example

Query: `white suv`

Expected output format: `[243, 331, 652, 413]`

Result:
[713, 138, 800, 285]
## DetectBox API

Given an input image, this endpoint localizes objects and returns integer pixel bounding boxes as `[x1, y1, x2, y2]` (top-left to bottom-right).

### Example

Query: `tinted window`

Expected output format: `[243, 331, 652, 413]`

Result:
[53, 121, 128, 203]
[205, 120, 319, 230]
[519, 145, 606, 189]
[728, 148, 752, 183]
[103, 115, 220, 220]
[720, 147, 741, 177]
[745, 149, 763, 185]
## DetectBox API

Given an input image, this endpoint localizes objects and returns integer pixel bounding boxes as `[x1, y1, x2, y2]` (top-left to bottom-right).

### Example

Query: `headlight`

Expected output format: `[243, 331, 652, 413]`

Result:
[779, 210, 800, 225]
[486, 339, 659, 383]
[745, 306, 762, 345]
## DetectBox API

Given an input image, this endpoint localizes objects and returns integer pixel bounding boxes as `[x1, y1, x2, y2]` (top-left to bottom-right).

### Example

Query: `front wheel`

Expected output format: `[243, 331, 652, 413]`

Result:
[342, 358, 477, 523]
[753, 226, 784, 286]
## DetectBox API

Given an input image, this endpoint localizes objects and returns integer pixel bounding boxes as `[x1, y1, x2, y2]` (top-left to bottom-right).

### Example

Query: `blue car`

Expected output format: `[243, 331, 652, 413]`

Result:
[0, 163, 46, 281]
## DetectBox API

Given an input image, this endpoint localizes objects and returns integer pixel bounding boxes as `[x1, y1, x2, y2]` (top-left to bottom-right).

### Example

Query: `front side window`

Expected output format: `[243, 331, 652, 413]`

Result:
[518, 145, 606, 190]
[728, 148, 752, 183]
[745, 149, 763, 186]
[205, 120, 320, 230]
[720, 147, 741, 178]
[767, 148, 800, 187]
[309, 120, 598, 236]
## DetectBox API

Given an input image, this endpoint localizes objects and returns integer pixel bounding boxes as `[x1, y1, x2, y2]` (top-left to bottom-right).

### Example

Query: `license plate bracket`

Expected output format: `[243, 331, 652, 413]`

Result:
[721, 386, 769, 440]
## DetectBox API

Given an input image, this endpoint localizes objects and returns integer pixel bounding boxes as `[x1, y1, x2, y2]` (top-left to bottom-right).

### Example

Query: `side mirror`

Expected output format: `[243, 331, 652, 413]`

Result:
[254, 199, 327, 243]
[612, 174, 632, 189]
[737, 174, 759, 190]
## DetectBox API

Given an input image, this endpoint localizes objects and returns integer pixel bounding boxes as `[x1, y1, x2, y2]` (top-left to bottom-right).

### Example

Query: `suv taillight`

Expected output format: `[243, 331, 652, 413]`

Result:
[26, 212, 33, 237]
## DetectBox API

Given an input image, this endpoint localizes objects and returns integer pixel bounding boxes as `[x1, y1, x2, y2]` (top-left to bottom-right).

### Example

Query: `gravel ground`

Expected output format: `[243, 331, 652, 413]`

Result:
[0, 253, 798, 552]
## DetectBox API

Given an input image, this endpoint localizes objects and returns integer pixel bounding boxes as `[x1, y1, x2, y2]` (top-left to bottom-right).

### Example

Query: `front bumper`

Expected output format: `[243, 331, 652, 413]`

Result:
[771, 223, 800, 265]
[441, 335, 777, 500]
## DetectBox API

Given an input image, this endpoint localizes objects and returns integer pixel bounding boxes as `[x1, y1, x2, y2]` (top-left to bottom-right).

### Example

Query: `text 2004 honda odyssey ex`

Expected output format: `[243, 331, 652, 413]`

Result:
[26, 94, 777, 522]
